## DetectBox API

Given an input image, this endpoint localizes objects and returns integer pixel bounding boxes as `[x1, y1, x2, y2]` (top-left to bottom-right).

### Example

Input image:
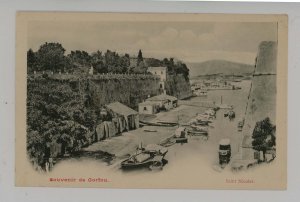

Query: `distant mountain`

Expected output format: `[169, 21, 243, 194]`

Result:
[187, 60, 254, 77]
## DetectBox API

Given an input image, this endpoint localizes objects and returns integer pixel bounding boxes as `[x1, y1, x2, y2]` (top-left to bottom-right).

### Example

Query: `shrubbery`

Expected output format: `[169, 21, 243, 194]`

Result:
[28, 42, 190, 81]
[252, 117, 276, 161]
[27, 79, 98, 169]
[26, 42, 191, 170]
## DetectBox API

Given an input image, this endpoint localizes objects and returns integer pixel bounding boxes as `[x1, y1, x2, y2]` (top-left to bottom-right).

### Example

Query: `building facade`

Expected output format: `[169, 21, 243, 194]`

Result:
[147, 66, 167, 93]
[138, 94, 178, 115]
[138, 101, 159, 115]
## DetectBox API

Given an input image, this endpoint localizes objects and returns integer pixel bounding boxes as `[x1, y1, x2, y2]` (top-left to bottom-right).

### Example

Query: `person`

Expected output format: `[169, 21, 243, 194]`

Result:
[49, 158, 54, 171]
[45, 162, 50, 173]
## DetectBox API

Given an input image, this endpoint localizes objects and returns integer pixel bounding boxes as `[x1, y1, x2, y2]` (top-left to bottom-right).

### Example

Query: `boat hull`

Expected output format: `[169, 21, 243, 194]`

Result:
[121, 160, 153, 169]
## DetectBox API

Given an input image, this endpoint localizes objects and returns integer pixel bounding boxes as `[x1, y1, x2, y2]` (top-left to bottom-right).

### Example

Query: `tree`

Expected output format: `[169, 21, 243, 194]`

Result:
[175, 61, 190, 81]
[27, 129, 46, 165]
[83, 110, 97, 130]
[94, 60, 107, 73]
[162, 58, 175, 74]
[146, 58, 162, 67]
[27, 49, 37, 73]
[137, 49, 143, 66]
[68, 50, 91, 67]
[36, 42, 67, 72]
[91, 51, 103, 67]
[252, 117, 276, 161]
[119, 54, 130, 73]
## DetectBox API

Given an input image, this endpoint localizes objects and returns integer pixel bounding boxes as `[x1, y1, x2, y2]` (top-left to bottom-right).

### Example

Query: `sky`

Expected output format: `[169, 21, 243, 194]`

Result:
[28, 21, 277, 65]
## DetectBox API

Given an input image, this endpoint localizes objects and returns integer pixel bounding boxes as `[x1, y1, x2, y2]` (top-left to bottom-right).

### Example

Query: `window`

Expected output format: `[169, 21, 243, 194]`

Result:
[144, 106, 147, 111]
[161, 71, 163, 74]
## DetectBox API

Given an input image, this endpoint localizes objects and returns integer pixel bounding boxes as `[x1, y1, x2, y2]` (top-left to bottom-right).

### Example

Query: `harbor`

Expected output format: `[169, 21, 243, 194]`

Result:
[51, 80, 252, 174]
[16, 12, 285, 192]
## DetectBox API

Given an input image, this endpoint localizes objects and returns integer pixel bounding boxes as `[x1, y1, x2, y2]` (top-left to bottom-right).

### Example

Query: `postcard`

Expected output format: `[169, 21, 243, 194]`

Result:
[16, 12, 287, 189]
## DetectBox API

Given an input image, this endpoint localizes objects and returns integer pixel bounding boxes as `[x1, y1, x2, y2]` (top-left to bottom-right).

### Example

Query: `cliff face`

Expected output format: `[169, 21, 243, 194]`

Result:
[28, 73, 191, 113]
[241, 41, 277, 159]
[87, 76, 160, 110]
[27, 74, 161, 123]
[165, 74, 192, 99]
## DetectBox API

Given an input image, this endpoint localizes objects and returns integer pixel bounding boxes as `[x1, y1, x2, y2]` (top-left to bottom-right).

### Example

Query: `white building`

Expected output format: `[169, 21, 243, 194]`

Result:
[147, 94, 177, 111]
[147, 66, 167, 81]
[147, 66, 167, 92]
[138, 94, 178, 115]
[138, 101, 159, 115]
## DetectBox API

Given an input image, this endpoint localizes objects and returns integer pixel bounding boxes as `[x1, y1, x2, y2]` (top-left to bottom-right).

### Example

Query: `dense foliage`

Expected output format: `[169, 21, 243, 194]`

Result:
[251, 117, 276, 161]
[26, 75, 161, 169]
[145, 57, 189, 81]
[26, 42, 191, 170]
[27, 43, 71, 73]
[27, 42, 190, 80]
[27, 78, 99, 168]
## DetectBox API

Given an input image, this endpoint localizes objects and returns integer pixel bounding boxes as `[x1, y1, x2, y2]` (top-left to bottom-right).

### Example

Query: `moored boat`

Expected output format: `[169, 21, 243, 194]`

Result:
[194, 89, 208, 97]
[174, 127, 188, 143]
[121, 144, 168, 170]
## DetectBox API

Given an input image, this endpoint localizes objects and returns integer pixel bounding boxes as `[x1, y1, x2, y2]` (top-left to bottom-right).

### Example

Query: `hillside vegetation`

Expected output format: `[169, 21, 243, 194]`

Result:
[26, 42, 191, 170]
[28, 42, 190, 81]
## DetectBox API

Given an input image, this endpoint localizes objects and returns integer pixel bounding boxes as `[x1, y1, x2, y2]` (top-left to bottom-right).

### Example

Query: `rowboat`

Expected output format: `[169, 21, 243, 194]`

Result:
[121, 144, 168, 170]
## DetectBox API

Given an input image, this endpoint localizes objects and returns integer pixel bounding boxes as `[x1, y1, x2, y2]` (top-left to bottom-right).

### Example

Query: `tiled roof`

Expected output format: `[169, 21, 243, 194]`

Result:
[146, 94, 177, 102]
[106, 102, 138, 116]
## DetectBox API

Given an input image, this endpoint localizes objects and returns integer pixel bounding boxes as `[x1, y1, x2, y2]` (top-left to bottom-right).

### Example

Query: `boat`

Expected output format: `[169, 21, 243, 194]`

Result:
[175, 137, 188, 143]
[202, 109, 216, 119]
[144, 129, 157, 132]
[203, 82, 234, 91]
[228, 110, 235, 120]
[159, 127, 190, 146]
[219, 138, 231, 166]
[189, 118, 211, 126]
[143, 144, 168, 155]
[188, 130, 208, 136]
[139, 120, 177, 127]
[156, 121, 178, 126]
[196, 113, 212, 120]
[121, 153, 164, 169]
[121, 144, 168, 170]
[174, 127, 188, 143]
[194, 89, 208, 97]
[159, 136, 176, 147]
[237, 119, 245, 131]
[217, 104, 233, 109]
[232, 86, 242, 90]
[190, 125, 208, 132]
[196, 115, 210, 120]
[205, 109, 216, 116]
